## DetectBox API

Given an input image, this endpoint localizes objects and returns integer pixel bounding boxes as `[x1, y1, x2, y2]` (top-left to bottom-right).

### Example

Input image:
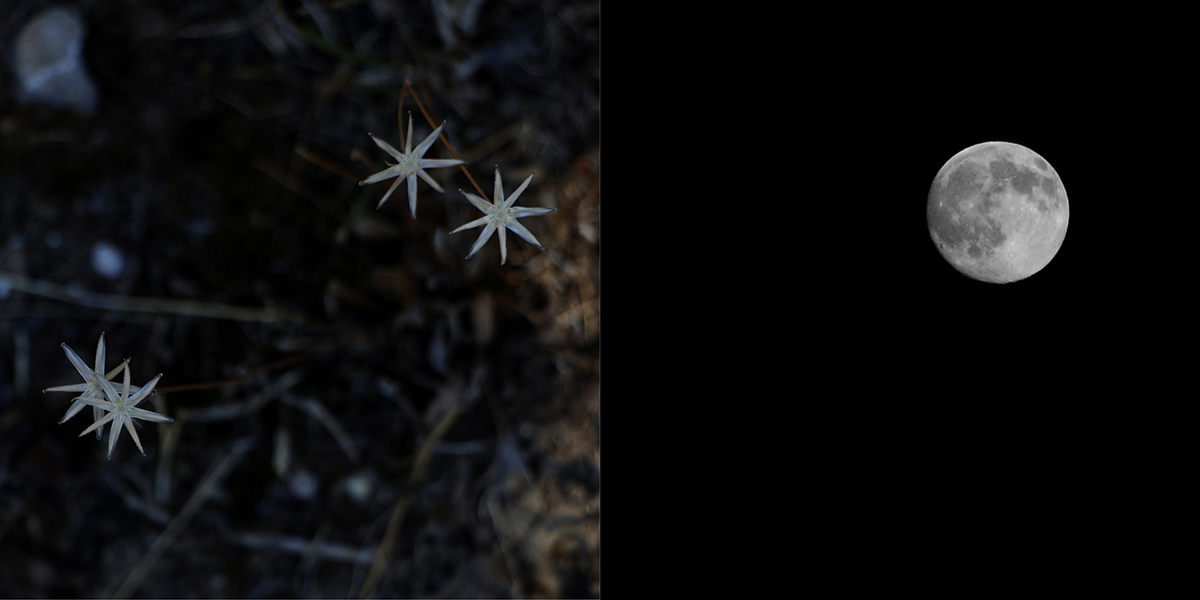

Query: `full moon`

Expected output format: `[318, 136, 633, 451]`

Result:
[928, 141, 1069, 283]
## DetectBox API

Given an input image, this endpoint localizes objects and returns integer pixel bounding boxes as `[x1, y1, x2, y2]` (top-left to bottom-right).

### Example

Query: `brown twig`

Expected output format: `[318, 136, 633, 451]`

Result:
[108, 437, 256, 598]
[253, 156, 347, 221]
[295, 146, 362, 183]
[396, 81, 409, 150]
[155, 347, 331, 395]
[231, 532, 375, 565]
[401, 81, 490, 202]
[0, 272, 297, 323]
[357, 399, 466, 598]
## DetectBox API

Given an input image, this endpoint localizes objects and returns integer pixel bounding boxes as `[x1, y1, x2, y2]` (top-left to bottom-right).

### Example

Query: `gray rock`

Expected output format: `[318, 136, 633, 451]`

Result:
[14, 7, 98, 114]
[91, 240, 125, 279]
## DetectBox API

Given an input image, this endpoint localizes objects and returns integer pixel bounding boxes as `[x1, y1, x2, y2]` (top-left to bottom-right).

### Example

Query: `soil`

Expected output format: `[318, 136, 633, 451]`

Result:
[0, 0, 599, 597]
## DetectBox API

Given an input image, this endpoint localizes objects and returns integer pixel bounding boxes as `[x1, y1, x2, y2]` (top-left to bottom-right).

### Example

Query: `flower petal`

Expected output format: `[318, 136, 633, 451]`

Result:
[407, 175, 419, 218]
[498, 224, 508, 265]
[505, 219, 545, 250]
[97, 374, 123, 404]
[44, 383, 89, 393]
[509, 206, 555, 219]
[91, 405, 106, 439]
[405, 115, 414, 155]
[466, 220, 499, 259]
[61, 343, 94, 383]
[418, 158, 465, 170]
[369, 133, 405, 161]
[124, 418, 146, 456]
[127, 373, 163, 408]
[413, 121, 444, 158]
[504, 173, 535, 209]
[59, 398, 89, 424]
[103, 361, 130, 381]
[78, 410, 116, 439]
[360, 164, 405, 186]
[106, 415, 124, 459]
[416, 169, 444, 193]
[75, 395, 116, 411]
[461, 191, 494, 214]
[121, 359, 131, 399]
[376, 174, 406, 209]
[129, 407, 173, 423]
[94, 333, 106, 375]
[452, 216, 490, 233]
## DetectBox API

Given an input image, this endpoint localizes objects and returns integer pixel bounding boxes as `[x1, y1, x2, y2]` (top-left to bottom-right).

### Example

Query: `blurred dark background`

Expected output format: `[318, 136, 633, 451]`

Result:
[0, 0, 598, 597]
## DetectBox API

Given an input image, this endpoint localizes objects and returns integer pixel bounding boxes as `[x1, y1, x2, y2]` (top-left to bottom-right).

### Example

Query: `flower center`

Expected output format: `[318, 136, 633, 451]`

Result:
[400, 153, 421, 174]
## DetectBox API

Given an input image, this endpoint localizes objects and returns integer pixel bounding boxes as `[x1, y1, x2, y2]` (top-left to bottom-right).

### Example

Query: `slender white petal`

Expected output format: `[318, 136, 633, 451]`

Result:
[61, 343, 94, 382]
[452, 216, 490, 233]
[360, 165, 405, 186]
[60, 399, 89, 423]
[376, 174, 406, 209]
[405, 115, 414, 154]
[76, 396, 116, 411]
[369, 133, 405, 161]
[125, 419, 145, 456]
[467, 220, 500, 259]
[413, 121, 444, 157]
[95, 333, 106, 376]
[417, 169, 444, 193]
[504, 174, 534, 209]
[506, 220, 544, 250]
[126, 373, 163, 407]
[91, 407, 104, 437]
[78, 410, 116, 439]
[461, 191, 494, 214]
[407, 175, 419, 218]
[509, 206, 556, 218]
[129, 407, 173, 422]
[499, 225, 508, 265]
[107, 418, 123, 458]
[98, 338, 114, 441]
[104, 362, 132, 381]
[97, 369, 122, 405]
[419, 158, 465, 169]
[44, 383, 89, 393]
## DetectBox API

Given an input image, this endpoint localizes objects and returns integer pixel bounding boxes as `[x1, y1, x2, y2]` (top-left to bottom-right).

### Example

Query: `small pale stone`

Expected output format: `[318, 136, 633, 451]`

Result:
[343, 470, 377, 507]
[287, 468, 318, 501]
[14, 7, 98, 114]
[91, 240, 125, 279]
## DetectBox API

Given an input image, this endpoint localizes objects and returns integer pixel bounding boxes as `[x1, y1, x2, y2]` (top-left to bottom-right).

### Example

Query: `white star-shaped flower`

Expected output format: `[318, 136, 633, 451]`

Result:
[43, 334, 140, 438]
[451, 168, 556, 265]
[74, 363, 171, 459]
[358, 114, 465, 217]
